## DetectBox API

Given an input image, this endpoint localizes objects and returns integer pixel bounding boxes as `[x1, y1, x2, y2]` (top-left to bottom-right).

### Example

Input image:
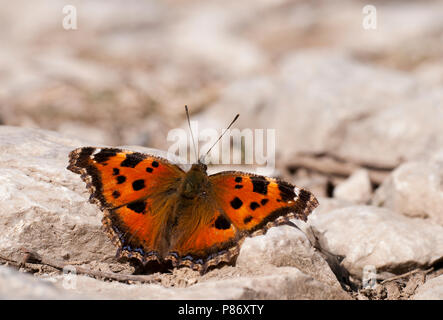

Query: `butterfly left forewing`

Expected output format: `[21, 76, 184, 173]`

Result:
[68, 147, 185, 262]
[68, 147, 184, 209]
[209, 171, 319, 234]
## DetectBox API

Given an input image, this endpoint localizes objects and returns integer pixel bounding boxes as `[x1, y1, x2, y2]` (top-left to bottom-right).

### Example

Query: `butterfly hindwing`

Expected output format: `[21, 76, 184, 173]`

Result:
[165, 197, 242, 269]
[104, 196, 181, 263]
[105, 204, 162, 262]
[209, 171, 319, 234]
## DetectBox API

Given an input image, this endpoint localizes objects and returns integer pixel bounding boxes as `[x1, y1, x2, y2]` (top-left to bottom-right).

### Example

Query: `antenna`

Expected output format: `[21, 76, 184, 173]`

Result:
[185, 105, 199, 162]
[200, 113, 240, 163]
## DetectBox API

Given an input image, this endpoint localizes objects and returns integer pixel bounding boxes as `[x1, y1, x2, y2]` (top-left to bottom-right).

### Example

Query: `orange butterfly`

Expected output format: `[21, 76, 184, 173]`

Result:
[67, 107, 318, 272]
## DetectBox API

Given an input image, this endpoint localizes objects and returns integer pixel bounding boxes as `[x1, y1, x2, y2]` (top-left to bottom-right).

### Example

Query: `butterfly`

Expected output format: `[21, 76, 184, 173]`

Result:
[67, 107, 319, 272]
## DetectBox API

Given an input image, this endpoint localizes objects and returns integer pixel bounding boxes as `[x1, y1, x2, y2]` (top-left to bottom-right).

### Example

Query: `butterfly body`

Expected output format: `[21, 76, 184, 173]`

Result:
[68, 147, 318, 272]
[179, 163, 210, 199]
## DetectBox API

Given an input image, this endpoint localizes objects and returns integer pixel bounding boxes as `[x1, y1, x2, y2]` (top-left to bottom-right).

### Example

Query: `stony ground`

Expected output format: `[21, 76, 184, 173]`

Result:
[1, 0, 443, 299]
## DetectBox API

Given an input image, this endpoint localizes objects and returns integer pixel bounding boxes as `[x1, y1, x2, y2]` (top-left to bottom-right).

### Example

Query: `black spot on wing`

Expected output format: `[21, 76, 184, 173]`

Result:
[299, 189, 311, 202]
[214, 215, 231, 230]
[77, 147, 95, 160]
[120, 153, 144, 168]
[250, 202, 260, 210]
[127, 200, 146, 214]
[146, 167, 153, 173]
[234, 185, 243, 189]
[113, 168, 120, 176]
[278, 182, 296, 202]
[152, 161, 159, 167]
[235, 177, 242, 183]
[117, 175, 126, 184]
[261, 199, 269, 205]
[68, 147, 94, 174]
[251, 176, 270, 195]
[243, 215, 253, 224]
[93, 148, 120, 163]
[68, 147, 109, 208]
[230, 197, 243, 209]
[132, 179, 145, 191]
[112, 190, 120, 199]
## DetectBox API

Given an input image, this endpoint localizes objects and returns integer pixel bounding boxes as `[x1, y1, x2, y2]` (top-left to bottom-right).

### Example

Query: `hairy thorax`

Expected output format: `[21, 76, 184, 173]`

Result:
[179, 163, 210, 200]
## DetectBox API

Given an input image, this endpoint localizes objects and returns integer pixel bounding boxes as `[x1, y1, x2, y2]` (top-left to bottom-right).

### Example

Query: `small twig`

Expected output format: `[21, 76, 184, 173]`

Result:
[380, 267, 434, 284]
[6, 248, 159, 284]
[0, 253, 20, 267]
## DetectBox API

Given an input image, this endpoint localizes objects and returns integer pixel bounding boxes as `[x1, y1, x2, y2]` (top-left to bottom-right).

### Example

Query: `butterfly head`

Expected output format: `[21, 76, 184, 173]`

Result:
[194, 159, 208, 172]
[181, 162, 209, 199]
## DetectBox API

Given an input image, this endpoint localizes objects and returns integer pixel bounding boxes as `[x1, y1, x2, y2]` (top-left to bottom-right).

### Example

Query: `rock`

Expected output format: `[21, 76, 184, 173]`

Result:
[333, 169, 372, 204]
[402, 273, 426, 298]
[331, 90, 443, 168]
[413, 275, 443, 300]
[45, 266, 350, 300]
[236, 224, 345, 291]
[193, 268, 351, 300]
[312, 197, 353, 216]
[191, 49, 443, 170]
[192, 51, 419, 168]
[0, 126, 117, 264]
[292, 170, 330, 198]
[2, 0, 443, 171]
[309, 205, 443, 280]
[0, 265, 79, 299]
[384, 282, 401, 300]
[372, 161, 443, 225]
[56, 122, 115, 146]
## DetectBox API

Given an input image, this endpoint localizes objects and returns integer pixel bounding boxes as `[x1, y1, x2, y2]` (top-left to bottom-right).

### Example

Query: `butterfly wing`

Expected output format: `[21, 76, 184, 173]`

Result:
[164, 195, 243, 270]
[208, 171, 319, 234]
[68, 147, 185, 262]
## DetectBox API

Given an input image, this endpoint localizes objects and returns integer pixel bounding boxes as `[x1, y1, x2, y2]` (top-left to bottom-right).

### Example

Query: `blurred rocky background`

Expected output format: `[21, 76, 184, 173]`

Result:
[1, 0, 443, 300]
